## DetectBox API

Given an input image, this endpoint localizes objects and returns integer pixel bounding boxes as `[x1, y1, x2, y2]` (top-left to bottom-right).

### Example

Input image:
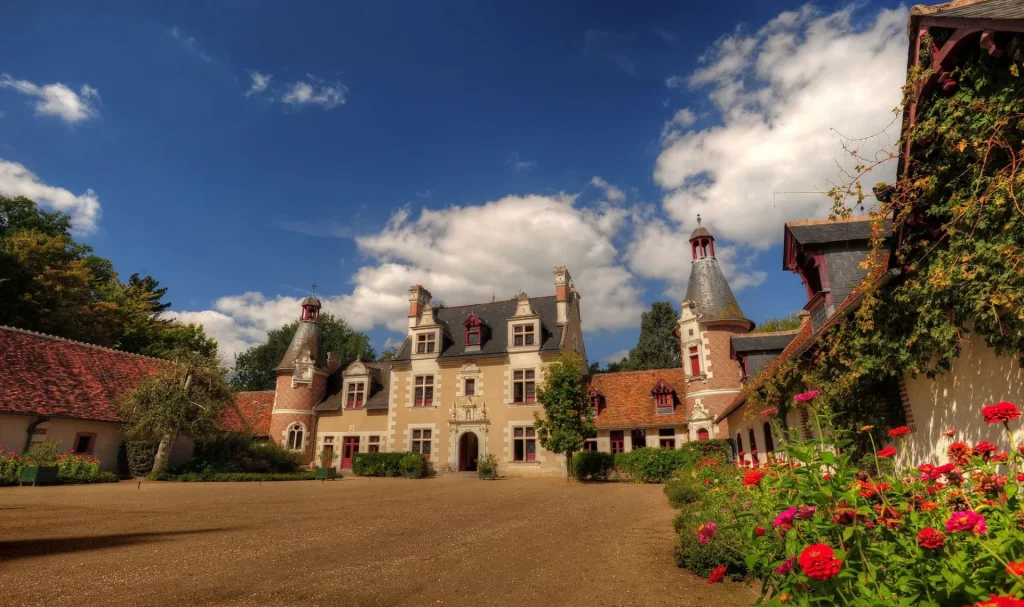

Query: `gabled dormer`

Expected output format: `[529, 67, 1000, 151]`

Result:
[651, 379, 677, 415]
[588, 386, 605, 415]
[507, 292, 542, 352]
[408, 285, 442, 359]
[463, 313, 488, 353]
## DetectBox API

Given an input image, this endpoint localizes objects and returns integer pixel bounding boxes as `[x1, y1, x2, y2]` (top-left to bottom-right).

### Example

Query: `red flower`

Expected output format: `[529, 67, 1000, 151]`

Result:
[775, 556, 795, 575]
[1017, 474, 1024, 482]
[888, 426, 911, 438]
[743, 470, 766, 486]
[972, 595, 1024, 607]
[707, 565, 727, 584]
[794, 390, 820, 403]
[920, 501, 940, 512]
[760, 407, 779, 416]
[755, 526, 766, 537]
[993, 452, 1009, 463]
[877, 446, 897, 458]
[918, 528, 945, 550]
[1007, 562, 1024, 577]
[948, 442, 973, 466]
[983, 401, 1021, 424]
[941, 428, 957, 437]
[976, 441, 999, 461]
[798, 544, 842, 581]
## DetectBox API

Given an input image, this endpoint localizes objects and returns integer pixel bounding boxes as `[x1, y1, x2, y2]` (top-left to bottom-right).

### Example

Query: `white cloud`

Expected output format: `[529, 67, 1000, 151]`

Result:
[246, 71, 271, 96]
[0, 158, 101, 234]
[0, 74, 100, 124]
[506, 152, 536, 174]
[655, 5, 906, 249]
[174, 191, 646, 362]
[665, 75, 686, 89]
[602, 349, 631, 364]
[168, 26, 212, 62]
[281, 76, 347, 109]
[589, 176, 625, 202]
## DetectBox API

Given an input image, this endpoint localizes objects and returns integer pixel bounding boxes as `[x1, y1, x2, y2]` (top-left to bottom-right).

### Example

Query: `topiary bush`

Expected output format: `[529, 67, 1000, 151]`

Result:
[126, 442, 159, 477]
[572, 451, 615, 481]
[352, 452, 405, 477]
[399, 452, 428, 478]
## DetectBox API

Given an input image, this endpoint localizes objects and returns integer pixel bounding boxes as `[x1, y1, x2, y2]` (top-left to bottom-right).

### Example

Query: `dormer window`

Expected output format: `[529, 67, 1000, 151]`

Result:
[464, 313, 483, 347]
[688, 347, 701, 377]
[588, 387, 603, 414]
[652, 379, 675, 414]
[346, 382, 365, 408]
[416, 332, 436, 354]
[513, 323, 535, 347]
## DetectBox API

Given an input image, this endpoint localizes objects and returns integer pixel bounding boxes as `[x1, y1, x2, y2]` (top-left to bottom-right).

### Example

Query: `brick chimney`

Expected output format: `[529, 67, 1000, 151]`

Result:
[408, 284, 433, 330]
[554, 266, 571, 325]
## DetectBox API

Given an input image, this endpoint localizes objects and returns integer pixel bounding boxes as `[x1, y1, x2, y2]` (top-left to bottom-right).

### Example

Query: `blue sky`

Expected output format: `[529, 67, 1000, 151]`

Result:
[0, 1, 908, 364]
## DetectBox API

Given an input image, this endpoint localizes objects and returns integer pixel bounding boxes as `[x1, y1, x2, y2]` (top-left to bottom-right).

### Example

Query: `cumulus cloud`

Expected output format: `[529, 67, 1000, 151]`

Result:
[655, 5, 906, 249]
[0, 159, 101, 234]
[590, 176, 625, 202]
[0, 74, 100, 124]
[246, 71, 272, 96]
[281, 76, 347, 109]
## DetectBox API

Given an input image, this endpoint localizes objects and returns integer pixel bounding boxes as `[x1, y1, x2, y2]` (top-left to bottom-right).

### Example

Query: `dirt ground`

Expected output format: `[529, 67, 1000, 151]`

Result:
[0, 477, 753, 607]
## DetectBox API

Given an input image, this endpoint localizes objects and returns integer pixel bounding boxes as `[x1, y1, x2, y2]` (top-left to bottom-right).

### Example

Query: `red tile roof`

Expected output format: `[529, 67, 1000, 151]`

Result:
[0, 326, 169, 422]
[590, 368, 690, 429]
[227, 391, 274, 436]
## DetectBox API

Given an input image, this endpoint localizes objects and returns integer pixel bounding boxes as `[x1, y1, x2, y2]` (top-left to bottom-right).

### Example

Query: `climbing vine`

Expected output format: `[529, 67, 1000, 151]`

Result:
[746, 34, 1024, 436]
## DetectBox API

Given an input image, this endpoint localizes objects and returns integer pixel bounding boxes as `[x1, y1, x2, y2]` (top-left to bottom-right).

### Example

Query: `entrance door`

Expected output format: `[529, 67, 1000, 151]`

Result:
[341, 437, 360, 469]
[458, 432, 479, 471]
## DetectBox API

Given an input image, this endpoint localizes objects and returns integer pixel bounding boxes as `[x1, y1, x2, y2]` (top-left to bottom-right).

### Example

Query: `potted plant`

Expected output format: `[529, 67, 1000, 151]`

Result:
[399, 452, 426, 479]
[315, 449, 340, 480]
[19, 440, 61, 486]
[477, 454, 498, 480]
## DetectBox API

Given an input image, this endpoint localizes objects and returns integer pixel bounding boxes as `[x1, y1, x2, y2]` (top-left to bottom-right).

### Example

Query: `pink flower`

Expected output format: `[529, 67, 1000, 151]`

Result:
[774, 506, 797, 529]
[794, 390, 821, 403]
[696, 522, 717, 544]
[775, 556, 795, 575]
[794, 505, 817, 520]
[760, 407, 779, 416]
[945, 510, 987, 535]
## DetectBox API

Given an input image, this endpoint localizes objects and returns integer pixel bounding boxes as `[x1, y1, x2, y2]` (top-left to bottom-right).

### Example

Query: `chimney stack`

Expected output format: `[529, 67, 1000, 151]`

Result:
[408, 285, 433, 330]
[554, 266, 571, 325]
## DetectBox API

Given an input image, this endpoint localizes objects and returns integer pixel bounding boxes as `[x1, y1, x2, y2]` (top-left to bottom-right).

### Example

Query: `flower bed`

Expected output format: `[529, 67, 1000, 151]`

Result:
[673, 392, 1024, 606]
[1, 445, 118, 485]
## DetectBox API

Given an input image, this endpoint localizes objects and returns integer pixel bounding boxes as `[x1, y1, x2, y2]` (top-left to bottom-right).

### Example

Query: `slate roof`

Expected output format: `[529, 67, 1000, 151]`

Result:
[0, 326, 168, 423]
[225, 391, 274, 436]
[589, 368, 690, 429]
[731, 330, 800, 354]
[393, 296, 562, 361]
[784, 216, 890, 248]
[685, 258, 751, 325]
[275, 321, 327, 372]
[918, 0, 1024, 20]
[314, 361, 394, 411]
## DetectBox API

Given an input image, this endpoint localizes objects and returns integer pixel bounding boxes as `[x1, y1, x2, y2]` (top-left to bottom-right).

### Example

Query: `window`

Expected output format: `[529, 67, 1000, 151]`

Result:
[652, 380, 674, 414]
[416, 332, 436, 354]
[736, 433, 744, 455]
[513, 323, 535, 347]
[659, 428, 676, 449]
[466, 326, 481, 346]
[688, 328, 694, 337]
[411, 429, 431, 460]
[287, 424, 304, 451]
[414, 375, 434, 407]
[73, 432, 96, 454]
[688, 347, 701, 376]
[346, 382, 365, 408]
[589, 390, 602, 414]
[610, 430, 625, 454]
[464, 377, 476, 396]
[631, 429, 647, 450]
[368, 436, 381, 453]
[697, 428, 710, 441]
[748, 428, 758, 454]
[583, 438, 598, 452]
[512, 369, 536, 403]
[763, 422, 775, 453]
[513, 426, 537, 462]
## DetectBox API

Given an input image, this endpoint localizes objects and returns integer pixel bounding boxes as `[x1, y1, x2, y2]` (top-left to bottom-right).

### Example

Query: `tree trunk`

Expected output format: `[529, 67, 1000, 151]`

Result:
[565, 450, 573, 481]
[151, 433, 176, 474]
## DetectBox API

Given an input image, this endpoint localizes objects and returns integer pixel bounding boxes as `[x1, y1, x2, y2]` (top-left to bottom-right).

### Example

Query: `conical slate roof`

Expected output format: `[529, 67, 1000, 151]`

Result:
[685, 258, 751, 325]
[275, 320, 327, 371]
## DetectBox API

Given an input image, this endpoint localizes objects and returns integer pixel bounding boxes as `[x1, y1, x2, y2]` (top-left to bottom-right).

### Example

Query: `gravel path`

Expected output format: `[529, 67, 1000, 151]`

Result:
[0, 477, 751, 606]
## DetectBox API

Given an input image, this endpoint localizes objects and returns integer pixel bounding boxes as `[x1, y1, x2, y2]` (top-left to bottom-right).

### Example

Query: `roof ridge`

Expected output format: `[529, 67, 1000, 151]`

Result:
[593, 367, 684, 377]
[0, 325, 170, 364]
[735, 329, 801, 337]
[437, 294, 556, 310]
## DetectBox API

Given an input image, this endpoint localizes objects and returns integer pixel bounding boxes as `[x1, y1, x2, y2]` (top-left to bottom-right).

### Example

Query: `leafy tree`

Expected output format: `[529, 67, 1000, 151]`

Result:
[533, 352, 594, 479]
[752, 313, 802, 333]
[616, 302, 681, 371]
[119, 350, 235, 473]
[588, 361, 601, 375]
[379, 346, 398, 361]
[231, 312, 376, 391]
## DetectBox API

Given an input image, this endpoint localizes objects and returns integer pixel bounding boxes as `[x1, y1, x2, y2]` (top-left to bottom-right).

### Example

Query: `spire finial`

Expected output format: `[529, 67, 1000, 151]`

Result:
[696, 214, 702, 227]
[310, 282, 318, 295]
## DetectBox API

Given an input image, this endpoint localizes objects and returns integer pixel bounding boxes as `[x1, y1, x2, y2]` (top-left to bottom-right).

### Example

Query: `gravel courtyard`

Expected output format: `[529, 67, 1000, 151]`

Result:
[0, 477, 751, 607]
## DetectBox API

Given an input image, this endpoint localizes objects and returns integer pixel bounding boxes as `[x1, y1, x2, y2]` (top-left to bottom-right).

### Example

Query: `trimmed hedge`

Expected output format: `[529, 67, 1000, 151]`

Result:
[399, 452, 428, 478]
[572, 451, 615, 481]
[148, 471, 317, 482]
[664, 479, 701, 508]
[174, 435, 302, 474]
[677, 438, 731, 463]
[615, 439, 731, 483]
[126, 442, 159, 477]
[352, 452, 404, 477]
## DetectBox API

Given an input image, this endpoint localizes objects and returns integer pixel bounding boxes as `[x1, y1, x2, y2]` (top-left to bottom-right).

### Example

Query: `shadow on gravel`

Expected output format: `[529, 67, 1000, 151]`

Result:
[0, 528, 234, 561]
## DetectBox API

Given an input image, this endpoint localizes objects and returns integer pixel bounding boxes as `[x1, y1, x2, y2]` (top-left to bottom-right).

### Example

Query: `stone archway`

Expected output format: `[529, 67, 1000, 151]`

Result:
[458, 432, 479, 472]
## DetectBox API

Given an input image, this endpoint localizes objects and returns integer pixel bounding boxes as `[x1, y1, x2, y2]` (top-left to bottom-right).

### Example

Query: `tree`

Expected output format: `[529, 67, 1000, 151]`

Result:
[119, 350, 235, 473]
[752, 313, 802, 333]
[533, 352, 594, 479]
[379, 346, 398, 361]
[230, 312, 377, 391]
[618, 302, 681, 371]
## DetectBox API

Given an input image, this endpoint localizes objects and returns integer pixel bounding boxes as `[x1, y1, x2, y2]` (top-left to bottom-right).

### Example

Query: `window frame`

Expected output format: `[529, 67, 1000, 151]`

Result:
[465, 325, 481, 346]
[367, 435, 381, 453]
[512, 426, 537, 462]
[345, 381, 365, 408]
[413, 375, 435, 407]
[464, 377, 476, 397]
[72, 432, 96, 455]
[610, 430, 625, 454]
[512, 323, 536, 347]
[411, 428, 432, 460]
[688, 346, 701, 377]
[658, 428, 676, 449]
[287, 424, 305, 451]
[415, 332, 436, 354]
[512, 369, 536, 404]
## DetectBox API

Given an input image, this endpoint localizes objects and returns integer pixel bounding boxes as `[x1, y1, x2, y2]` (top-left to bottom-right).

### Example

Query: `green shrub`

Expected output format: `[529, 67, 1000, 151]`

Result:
[677, 438, 731, 464]
[399, 452, 427, 478]
[572, 451, 615, 481]
[614, 448, 690, 483]
[0, 447, 23, 486]
[352, 452, 405, 477]
[174, 434, 302, 474]
[673, 505, 746, 578]
[147, 471, 317, 482]
[664, 479, 701, 508]
[126, 442, 159, 477]
[23, 440, 61, 466]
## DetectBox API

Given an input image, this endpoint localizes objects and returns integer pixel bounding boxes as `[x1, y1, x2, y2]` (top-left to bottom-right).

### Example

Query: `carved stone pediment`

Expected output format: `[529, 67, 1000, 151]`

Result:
[449, 398, 488, 424]
[347, 361, 367, 376]
[688, 401, 713, 423]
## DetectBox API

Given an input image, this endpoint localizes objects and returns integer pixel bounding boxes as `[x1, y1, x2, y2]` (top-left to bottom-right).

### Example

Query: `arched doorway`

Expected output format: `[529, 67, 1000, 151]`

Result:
[458, 432, 479, 471]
